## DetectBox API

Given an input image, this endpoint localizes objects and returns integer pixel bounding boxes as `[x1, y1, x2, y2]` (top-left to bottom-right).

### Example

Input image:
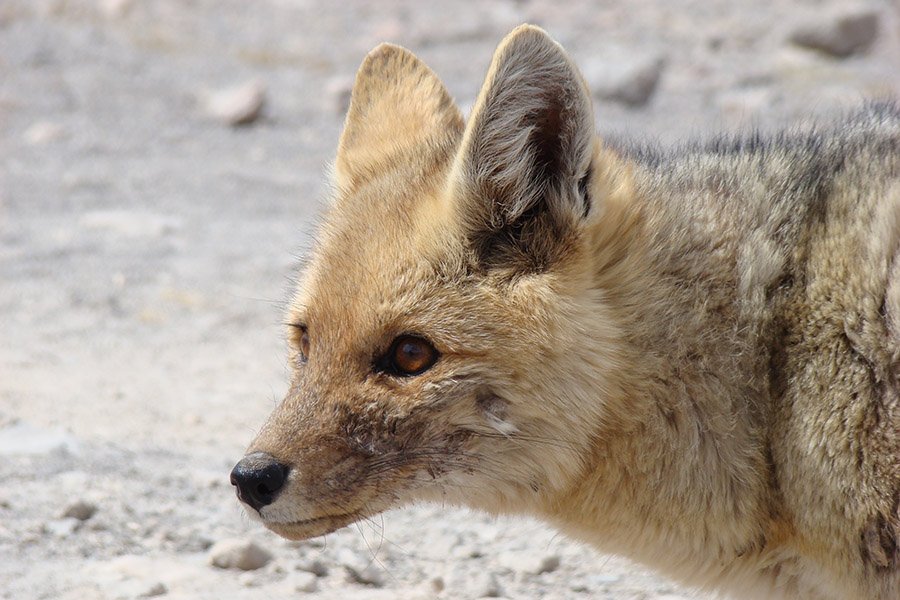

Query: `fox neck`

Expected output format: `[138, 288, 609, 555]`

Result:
[539, 152, 776, 585]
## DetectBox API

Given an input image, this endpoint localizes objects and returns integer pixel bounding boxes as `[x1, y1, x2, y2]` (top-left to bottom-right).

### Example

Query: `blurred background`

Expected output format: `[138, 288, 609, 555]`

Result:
[1, 1, 898, 598]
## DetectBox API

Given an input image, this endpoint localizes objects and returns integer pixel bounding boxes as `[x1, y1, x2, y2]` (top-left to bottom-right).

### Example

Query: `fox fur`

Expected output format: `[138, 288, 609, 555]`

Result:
[237, 25, 900, 599]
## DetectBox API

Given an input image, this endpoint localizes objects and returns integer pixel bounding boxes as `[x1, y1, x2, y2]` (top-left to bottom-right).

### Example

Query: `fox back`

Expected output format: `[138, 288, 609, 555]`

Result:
[231, 25, 900, 600]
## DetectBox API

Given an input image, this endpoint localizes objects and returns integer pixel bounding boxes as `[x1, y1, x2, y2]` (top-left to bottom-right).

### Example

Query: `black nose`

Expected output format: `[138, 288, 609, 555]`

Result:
[230, 452, 290, 512]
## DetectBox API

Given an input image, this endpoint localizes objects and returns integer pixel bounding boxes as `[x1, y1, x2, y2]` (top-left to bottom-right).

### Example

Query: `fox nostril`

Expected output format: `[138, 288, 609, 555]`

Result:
[230, 452, 290, 513]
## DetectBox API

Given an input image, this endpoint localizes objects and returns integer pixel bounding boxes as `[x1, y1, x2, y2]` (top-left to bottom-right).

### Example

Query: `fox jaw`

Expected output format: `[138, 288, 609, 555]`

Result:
[232, 25, 633, 542]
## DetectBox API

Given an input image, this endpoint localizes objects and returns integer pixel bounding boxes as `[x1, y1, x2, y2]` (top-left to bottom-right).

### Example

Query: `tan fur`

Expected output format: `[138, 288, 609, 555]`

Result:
[236, 25, 900, 599]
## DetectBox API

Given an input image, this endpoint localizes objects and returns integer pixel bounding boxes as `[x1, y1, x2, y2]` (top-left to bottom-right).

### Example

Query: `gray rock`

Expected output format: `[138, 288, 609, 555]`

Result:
[139, 582, 167, 598]
[789, 7, 880, 57]
[338, 548, 385, 587]
[208, 538, 273, 571]
[582, 52, 665, 107]
[62, 499, 97, 521]
[295, 557, 328, 577]
[497, 550, 560, 575]
[205, 80, 267, 126]
[287, 571, 319, 593]
[107, 579, 168, 599]
[535, 554, 561, 575]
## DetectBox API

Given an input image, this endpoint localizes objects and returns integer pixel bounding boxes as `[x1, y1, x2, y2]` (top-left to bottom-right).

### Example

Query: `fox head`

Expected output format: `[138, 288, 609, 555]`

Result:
[231, 25, 637, 541]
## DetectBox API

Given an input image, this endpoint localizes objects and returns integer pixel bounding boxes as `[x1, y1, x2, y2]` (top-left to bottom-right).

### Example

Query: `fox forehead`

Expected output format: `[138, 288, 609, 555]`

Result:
[288, 170, 467, 350]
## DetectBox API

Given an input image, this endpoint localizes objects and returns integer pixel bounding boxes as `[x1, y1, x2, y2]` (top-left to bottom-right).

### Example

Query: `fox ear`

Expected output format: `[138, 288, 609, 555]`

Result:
[453, 25, 595, 272]
[335, 44, 464, 190]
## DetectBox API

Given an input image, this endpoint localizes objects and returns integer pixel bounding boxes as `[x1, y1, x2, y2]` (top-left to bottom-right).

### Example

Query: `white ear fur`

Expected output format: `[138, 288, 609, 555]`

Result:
[453, 24, 596, 266]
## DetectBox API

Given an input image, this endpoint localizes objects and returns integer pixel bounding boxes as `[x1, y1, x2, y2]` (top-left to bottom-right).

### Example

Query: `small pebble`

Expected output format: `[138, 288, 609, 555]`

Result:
[139, 582, 167, 598]
[288, 571, 319, 593]
[788, 7, 880, 57]
[582, 52, 665, 107]
[208, 538, 273, 571]
[205, 81, 266, 126]
[108, 579, 168, 599]
[62, 499, 97, 521]
[295, 557, 328, 577]
[338, 548, 385, 587]
[497, 550, 561, 575]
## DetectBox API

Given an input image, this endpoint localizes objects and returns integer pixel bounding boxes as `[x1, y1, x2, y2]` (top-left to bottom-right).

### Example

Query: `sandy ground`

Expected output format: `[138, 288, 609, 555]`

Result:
[1, 1, 898, 599]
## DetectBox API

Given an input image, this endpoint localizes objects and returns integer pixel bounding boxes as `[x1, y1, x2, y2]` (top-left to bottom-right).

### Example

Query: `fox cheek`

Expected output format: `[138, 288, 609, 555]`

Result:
[476, 391, 518, 435]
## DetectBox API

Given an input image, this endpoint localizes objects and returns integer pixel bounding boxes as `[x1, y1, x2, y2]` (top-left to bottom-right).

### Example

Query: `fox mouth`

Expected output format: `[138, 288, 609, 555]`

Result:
[262, 511, 362, 540]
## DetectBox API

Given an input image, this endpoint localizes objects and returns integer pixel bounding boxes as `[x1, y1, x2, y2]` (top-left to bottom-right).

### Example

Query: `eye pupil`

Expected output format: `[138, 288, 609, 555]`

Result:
[401, 341, 422, 359]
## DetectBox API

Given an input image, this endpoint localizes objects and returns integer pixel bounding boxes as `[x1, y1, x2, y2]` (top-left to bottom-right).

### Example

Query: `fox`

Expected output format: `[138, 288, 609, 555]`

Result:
[230, 24, 900, 600]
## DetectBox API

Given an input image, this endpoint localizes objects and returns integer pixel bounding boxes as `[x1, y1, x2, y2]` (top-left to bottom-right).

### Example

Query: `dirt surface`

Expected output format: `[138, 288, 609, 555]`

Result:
[1, 1, 898, 599]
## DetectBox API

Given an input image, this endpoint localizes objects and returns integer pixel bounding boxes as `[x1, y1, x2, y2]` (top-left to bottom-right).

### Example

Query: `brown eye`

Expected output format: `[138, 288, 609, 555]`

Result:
[382, 335, 438, 376]
[292, 324, 310, 362]
[300, 329, 310, 360]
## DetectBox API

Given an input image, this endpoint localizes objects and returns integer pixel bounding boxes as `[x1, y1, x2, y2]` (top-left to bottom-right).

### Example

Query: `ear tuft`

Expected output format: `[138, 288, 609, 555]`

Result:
[453, 25, 596, 272]
[336, 44, 463, 190]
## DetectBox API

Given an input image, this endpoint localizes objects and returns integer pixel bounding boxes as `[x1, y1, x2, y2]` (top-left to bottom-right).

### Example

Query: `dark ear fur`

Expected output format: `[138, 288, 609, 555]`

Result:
[454, 25, 595, 272]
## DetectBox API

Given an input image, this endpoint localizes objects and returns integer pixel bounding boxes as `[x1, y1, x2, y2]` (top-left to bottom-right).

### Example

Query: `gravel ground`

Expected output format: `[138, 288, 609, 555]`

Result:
[1, 1, 898, 599]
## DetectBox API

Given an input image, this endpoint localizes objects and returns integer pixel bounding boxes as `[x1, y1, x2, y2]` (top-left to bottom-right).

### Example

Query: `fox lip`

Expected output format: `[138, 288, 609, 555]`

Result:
[262, 511, 362, 541]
